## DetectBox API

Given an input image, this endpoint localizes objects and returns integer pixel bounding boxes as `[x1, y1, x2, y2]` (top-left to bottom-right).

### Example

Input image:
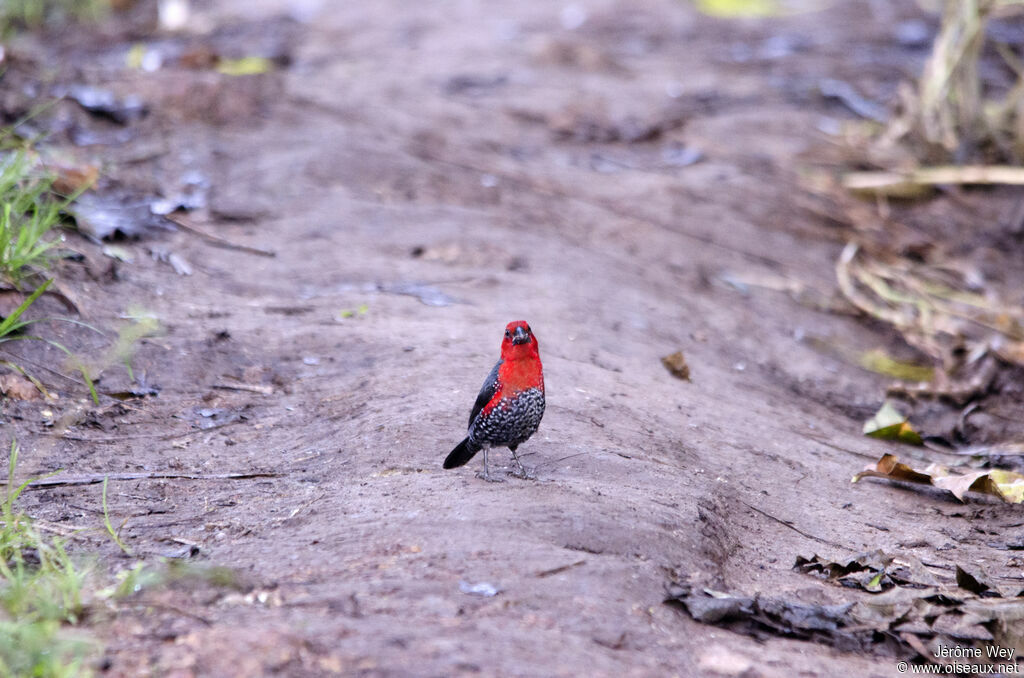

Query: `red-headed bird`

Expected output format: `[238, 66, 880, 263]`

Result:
[444, 321, 545, 480]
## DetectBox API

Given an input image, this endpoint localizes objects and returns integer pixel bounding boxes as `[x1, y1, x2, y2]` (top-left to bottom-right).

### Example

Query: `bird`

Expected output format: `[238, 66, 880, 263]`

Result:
[444, 320, 545, 481]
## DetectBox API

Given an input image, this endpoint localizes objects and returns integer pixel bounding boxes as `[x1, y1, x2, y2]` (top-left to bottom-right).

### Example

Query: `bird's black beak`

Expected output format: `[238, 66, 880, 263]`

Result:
[512, 326, 530, 344]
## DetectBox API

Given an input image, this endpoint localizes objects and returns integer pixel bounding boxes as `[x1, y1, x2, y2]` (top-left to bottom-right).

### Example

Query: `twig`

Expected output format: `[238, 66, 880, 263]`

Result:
[286, 491, 326, 520]
[535, 560, 586, 578]
[535, 451, 588, 468]
[167, 214, 276, 258]
[802, 434, 880, 460]
[59, 422, 239, 443]
[9, 471, 280, 489]
[33, 518, 93, 536]
[740, 501, 853, 551]
[213, 382, 274, 395]
[844, 166, 1024, 195]
[59, 413, 263, 444]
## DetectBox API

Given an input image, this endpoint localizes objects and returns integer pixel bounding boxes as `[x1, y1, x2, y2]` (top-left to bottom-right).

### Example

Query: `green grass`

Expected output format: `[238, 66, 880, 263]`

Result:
[0, 437, 248, 676]
[101, 477, 130, 555]
[0, 153, 66, 283]
[0, 440, 96, 677]
[0, 151, 101, 402]
[0, 0, 107, 33]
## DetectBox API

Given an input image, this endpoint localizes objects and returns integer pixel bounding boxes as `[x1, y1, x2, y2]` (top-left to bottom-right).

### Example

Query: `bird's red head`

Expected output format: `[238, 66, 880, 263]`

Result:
[501, 320, 540, 360]
[498, 320, 543, 394]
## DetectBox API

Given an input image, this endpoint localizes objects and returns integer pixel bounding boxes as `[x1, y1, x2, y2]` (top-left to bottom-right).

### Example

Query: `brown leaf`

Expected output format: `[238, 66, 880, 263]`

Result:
[661, 351, 691, 381]
[853, 454, 1024, 504]
[0, 373, 41, 400]
[955, 566, 992, 596]
[51, 163, 99, 195]
[853, 453, 933, 486]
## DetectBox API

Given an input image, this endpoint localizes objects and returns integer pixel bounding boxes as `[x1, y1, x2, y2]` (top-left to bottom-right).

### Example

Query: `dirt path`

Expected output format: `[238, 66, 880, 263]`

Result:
[13, 1, 1023, 676]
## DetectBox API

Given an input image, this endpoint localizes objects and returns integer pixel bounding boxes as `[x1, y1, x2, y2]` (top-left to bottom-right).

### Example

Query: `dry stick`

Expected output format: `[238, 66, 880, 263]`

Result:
[213, 382, 274, 395]
[844, 165, 1024, 193]
[9, 471, 280, 489]
[802, 435, 880, 461]
[57, 416, 249, 444]
[167, 214, 277, 258]
[740, 501, 853, 552]
[536, 561, 585, 577]
[60, 430, 190, 443]
[535, 451, 588, 468]
[285, 491, 327, 520]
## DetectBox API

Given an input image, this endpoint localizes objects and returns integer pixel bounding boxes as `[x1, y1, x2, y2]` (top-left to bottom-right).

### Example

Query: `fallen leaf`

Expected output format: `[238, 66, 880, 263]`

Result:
[857, 349, 934, 382]
[853, 453, 932, 485]
[216, 57, 273, 76]
[168, 253, 193, 276]
[51, 162, 99, 195]
[64, 84, 146, 124]
[853, 453, 1024, 504]
[661, 351, 691, 381]
[339, 304, 369, 319]
[987, 470, 1024, 503]
[694, 0, 782, 18]
[670, 572, 1024, 660]
[863, 401, 923, 445]
[73, 193, 174, 240]
[102, 245, 134, 263]
[149, 247, 193, 276]
[954, 566, 1001, 598]
[795, 551, 940, 591]
[0, 373, 41, 400]
[459, 581, 500, 597]
[666, 583, 862, 646]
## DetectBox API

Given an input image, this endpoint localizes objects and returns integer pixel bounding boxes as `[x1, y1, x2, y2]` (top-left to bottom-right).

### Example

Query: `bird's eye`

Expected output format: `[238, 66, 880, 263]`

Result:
[505, 330, 511, 338]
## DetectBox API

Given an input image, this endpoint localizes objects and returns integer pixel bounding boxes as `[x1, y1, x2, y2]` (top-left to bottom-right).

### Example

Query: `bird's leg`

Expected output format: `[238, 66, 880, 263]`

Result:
[508, 445, 536, 480]
[476, 447, 504, 482]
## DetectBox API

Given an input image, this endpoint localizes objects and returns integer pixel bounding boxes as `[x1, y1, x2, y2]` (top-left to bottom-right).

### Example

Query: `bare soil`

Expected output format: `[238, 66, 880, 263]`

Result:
[6, 1, 1024, 676]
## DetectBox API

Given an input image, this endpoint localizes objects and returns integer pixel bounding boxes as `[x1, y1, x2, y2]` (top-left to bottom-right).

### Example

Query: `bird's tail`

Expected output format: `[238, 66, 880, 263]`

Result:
[443, 437, 480, 469]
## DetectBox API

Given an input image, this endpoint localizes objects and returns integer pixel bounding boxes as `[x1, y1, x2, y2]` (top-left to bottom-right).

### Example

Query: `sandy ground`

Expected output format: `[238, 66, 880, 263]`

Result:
[6, 0, 1024, 676]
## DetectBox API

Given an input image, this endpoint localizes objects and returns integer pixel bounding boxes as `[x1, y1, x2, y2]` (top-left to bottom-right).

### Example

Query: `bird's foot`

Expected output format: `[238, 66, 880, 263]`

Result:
[476, 469, 505, 483]
[508, 464, 537, 480]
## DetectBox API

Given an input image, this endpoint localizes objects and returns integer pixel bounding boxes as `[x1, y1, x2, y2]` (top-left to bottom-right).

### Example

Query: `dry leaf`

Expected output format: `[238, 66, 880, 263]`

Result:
[51, 162, 99, 195]
[0, 373, 41, 400]
[863, 402, 923, 445]
[853, 453, 1024, 504]
[661, 351, 691, 381]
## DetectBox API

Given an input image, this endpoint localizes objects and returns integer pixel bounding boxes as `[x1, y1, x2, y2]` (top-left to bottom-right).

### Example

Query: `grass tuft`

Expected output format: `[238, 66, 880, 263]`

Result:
[0, 439, 96, 676]
[0, 153, 66, 283]
[101, 476, 130, 555]
[0, 151, 102, 402]
[885, 0, 1024, 164]
[0, 0, 108, 34]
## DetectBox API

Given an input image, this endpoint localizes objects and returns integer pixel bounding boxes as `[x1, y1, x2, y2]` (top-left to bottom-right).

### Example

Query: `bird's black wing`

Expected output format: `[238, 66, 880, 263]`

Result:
[468, 359, 502, 429]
